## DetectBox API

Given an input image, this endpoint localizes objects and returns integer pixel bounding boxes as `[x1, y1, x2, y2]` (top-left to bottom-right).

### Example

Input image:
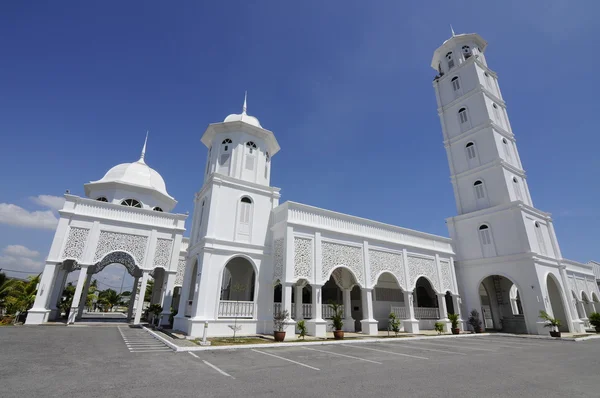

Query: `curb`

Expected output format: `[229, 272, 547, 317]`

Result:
[142, 329, 493, 352]
[491, 332, 600, 342]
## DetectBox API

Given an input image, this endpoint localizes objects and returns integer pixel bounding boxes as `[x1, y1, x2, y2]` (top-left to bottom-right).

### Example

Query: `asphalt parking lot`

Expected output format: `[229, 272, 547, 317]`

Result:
[1, 326, 599, 397]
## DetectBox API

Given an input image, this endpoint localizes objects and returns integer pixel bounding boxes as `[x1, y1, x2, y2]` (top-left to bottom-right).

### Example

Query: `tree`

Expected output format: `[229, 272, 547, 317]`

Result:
[0, 273, 18, 312]
[145, 279, 154, 299]
[4, 275, 40, 319]
[97, 289, 121, 312]
[59, 283, 76, 318]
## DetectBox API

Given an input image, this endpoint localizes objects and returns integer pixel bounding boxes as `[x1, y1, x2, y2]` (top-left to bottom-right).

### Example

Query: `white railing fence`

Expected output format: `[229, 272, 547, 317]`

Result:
[390, 306, 407, 319]
[218, 300, 255, 318]
[414, 307, 439, 319]
[271, 304, 318, 320]
[322, 304, 343, 319]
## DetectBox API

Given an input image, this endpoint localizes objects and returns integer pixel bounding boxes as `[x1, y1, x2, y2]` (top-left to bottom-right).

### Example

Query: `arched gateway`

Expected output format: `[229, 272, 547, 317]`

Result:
[26, 138, 187, 326]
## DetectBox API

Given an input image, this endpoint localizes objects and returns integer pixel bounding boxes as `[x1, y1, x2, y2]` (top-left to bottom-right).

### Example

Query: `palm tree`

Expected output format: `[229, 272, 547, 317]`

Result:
[0, 273, 18, 312]
[5, 275, 40, 321]
[97, 289, 121, 312]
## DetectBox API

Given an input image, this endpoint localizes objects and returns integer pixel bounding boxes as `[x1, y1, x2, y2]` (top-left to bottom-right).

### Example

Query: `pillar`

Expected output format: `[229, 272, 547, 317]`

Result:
[403, 291, 419, 333]
[294, 285, 303, 322]
[342, 288, 355, 332]
[25, 262, 60, 324]
[452, 294, 464, 331]
[306, 284, 326, 337]
[49, 268, 68, 321]
[127, 276, 139, 322]
[67, 265, 89, 324]
[76, 274, 93, 320]
[360, 288, 378, 335]
[559, 267, 580, 332]
[160, 272, 177, 326]
[134, 271, 150, 325]
[437, 293, 451, 333]
[281, 283, 296, 340]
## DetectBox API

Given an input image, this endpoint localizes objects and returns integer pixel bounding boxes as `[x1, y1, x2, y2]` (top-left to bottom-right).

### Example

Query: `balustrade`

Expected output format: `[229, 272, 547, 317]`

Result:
[218, 300, 255, 318]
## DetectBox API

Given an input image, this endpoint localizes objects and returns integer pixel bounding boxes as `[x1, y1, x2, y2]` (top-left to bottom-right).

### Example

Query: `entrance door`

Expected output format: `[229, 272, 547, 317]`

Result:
[482, 306, 493, 329]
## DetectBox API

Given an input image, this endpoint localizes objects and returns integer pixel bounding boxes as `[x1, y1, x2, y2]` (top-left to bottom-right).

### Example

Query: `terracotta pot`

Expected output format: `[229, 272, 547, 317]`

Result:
[274, 331, 286, 342]
[549, 331, 561, 338]
[333, 330, 344, 340]
[452, 328, 460, 335]
[475, 327, 483, 333]
[595, 326, 600, 334]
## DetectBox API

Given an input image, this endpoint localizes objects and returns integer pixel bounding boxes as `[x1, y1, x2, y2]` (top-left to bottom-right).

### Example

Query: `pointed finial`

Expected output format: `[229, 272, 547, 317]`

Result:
[242, 91, 247, 114]
[139, 131, 148, 163]
[451, 25, 456, 37]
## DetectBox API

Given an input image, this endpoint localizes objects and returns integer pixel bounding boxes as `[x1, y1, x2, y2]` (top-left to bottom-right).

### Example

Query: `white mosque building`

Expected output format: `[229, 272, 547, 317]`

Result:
[26, 32, 600, 338]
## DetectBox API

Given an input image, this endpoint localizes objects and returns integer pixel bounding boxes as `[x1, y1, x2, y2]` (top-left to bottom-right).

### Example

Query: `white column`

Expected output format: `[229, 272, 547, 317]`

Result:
[437, 293, 451, 333]
[294, 285, 303, 322]
[175, 259, 194, 320]
[342, 288, 355, 332]
[127, 276, 139, 322]
[49, 268, 68, 320]
[360, 288, 378, 335]
[134, 271, 150, 325]
[68, 265, 89, 324]
[452, 294, 464, 330]
[160, 272, 177, 326]
[281, 282, 296, 340]
[559, 267, 579, 332]
[307, 284, 326, 337]
[76, 274, 93, 320]
[25, 262, 60, 325]
[403, 291, 419, 333]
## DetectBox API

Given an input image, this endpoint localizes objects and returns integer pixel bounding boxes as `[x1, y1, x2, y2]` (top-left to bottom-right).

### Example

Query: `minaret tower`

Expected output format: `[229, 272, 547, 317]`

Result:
[431, 32, 583, 334]
[174, 95, 282, 337]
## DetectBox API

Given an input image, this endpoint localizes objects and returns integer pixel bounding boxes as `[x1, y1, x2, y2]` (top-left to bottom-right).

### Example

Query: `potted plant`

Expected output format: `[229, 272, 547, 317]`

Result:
[448, 313, 460, 334]
[589, 312, 600, 333]
[329, 302, 344, 340]
[273, 310, 289, 342]
[539, 310, 561, 337]
[467, 309, 483, 333]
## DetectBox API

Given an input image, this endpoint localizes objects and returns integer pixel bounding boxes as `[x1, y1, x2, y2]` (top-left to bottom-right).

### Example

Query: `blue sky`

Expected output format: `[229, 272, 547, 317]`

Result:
[1, 1, 599, 288]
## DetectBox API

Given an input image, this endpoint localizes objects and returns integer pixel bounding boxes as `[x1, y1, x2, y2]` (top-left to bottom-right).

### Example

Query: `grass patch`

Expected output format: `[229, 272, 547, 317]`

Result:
[380, 334, 414, 338]
[200, 337, 271, 346]
[571, 334, 593, 338]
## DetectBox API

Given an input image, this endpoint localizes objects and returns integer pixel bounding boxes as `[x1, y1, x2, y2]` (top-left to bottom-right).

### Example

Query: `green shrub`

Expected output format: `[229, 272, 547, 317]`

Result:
[448, 313, 459, 329]
[388, 312, 401, 336]
[297, 320, 307, 340]
[434, 322, 445, 334]
[588, 312, 600, 327]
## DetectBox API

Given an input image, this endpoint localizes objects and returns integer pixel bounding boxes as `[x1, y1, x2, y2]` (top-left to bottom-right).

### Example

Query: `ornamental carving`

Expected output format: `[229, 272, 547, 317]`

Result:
[93, 231, 148, 267]
[321, 241, 364, 286]
[175, 259, 186, 286]
[586, 278, 598, 299]
[62, 227, 90, 261]
[440, 260, 453, 293]
[92, 251, 140, 277]
[567, 276, 576, 295]
[407, 255, 440, 292]
[369, 249, 405, 289]
[294, 237, 313, 280]
[153, 238, 173, 268]
[273, 238, 284, 282]
[331, 267, 358, 290]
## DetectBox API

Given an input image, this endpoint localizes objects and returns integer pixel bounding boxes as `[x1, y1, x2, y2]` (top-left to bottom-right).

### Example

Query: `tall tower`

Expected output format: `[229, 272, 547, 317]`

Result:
[174, 96, 282, 337]
[431, 33, 582, 334]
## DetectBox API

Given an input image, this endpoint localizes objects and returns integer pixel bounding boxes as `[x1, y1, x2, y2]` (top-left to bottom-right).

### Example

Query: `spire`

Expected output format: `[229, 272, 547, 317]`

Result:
[139, 131, 148, 163]
[242, 91, 247, 114]
[450, 25, 456, 37]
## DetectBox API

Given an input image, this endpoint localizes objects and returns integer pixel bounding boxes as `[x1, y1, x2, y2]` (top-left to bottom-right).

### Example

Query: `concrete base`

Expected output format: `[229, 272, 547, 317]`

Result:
[307, 319, 327, 338]
[343, 317, 355, 332]
[439, 319, 452, 333]
[282, 320, 296, 340]
[571, 319, 586, 333]
[535, 321, 549, 335]
[24, 308, 49, 325]
[360, 319, 379, 335]
[67, 307, 78, 324]
[403, 318, 420, 334]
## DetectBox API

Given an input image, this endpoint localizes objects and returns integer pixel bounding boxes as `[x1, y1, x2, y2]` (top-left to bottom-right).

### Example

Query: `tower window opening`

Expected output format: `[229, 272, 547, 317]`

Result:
[513, 177, 523, 201]
[206, 147, 212, 175]
[534, 221, 548, 255]
[222, 138, 232, 152]
[246, 141, 257, 154]
[446, 52, 454, 69]
[153, 207, 163, 212]
[245, 142, 257, 171]
[502, 138, 512, 161]
[451, 76, 460, 91]
[96, 197, 108, 202]
[121, 199, 142, 208]
[458, 108, 468, 124]
[474, 180, 485, 199]
[264, 151, 270, 179]
[237, 197, 253, 240]
[479, 225, 492, 245]
[462, 45, 472, 59]
[465, 142, 476, 159]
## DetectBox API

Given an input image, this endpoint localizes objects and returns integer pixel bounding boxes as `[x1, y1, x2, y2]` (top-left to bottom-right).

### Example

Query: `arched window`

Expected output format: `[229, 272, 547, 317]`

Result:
[534, 222, 547, 255]
[451, 76, 460, 92]
[474, 180, 485, 199]
[152, 206, 163, 212]
[462, 45, 472, 59]
[465, 142, 476, 159]
[484, 71, 493, 90]
[502, 138, 512, 161]
[458, 108, 469, 124]
[446, 52, 454, 69]
[96, 197, 108, 202]
[121, 199, 141, 208]
[219, 139, 232, 174]
[264, 151, 270, 179]
[479, 225, 492, 245]
[195, 199, 205, 243]
[245, 142, 257, 171]
[512, 177, 523, 201]
[237, 197, 253, 240]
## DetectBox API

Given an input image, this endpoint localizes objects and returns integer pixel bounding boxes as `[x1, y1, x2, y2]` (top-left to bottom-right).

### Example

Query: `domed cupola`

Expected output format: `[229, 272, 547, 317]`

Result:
[223, 94, 262, 128]
[84, 134, 177, 212]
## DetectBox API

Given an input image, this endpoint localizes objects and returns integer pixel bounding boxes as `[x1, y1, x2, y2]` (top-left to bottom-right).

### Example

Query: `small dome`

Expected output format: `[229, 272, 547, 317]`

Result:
[95, 159, 169, 196]
[224, 111, 262, 128]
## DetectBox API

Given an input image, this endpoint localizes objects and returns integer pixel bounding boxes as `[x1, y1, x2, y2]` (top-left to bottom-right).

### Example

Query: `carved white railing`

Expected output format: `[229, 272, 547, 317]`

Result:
[390, 306, 407, 319]
[414, 307, 439, 319]
[218, 300, 255, 318]
[273, 302, 282, 315]
[322, 304, 343, 319]
[303, 304, 312, 318]
[273, 303, 314, 319]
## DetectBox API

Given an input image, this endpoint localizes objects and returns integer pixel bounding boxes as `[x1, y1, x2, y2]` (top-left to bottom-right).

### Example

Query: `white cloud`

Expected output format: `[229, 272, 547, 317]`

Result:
[3, 245, 40, 258]
[30, 195, 65, 211]
[0, 203, 58, 230]
[0, 254, 44, 276]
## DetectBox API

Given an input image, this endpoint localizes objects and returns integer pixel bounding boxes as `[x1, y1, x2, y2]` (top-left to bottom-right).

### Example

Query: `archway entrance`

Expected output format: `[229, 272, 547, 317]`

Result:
[546, 274, 569, 332]
[323, 267, 361, 332]
[373, 272, 404, 331]
[218, 257, 256, 319]
[413, 277, 439, 329]
[478, 275, 527, 333]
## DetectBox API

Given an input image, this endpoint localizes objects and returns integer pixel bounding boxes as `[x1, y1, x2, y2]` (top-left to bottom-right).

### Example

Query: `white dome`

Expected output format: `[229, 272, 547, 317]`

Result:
[224, 111, 262, 128]
[95, 159, 170, 197]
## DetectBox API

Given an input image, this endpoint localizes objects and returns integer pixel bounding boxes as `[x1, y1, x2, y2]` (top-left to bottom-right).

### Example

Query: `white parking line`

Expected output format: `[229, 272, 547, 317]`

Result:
[203, 360, 236, 379]
[474, 338, 546, 347]
[449, 339, 531, 349]
[348, 345, 428, 360]
[303, 347, 382, 364]
[413, 341, 497, 352]
[387, 343, 468, 356]
[251, 349, 321, 371]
